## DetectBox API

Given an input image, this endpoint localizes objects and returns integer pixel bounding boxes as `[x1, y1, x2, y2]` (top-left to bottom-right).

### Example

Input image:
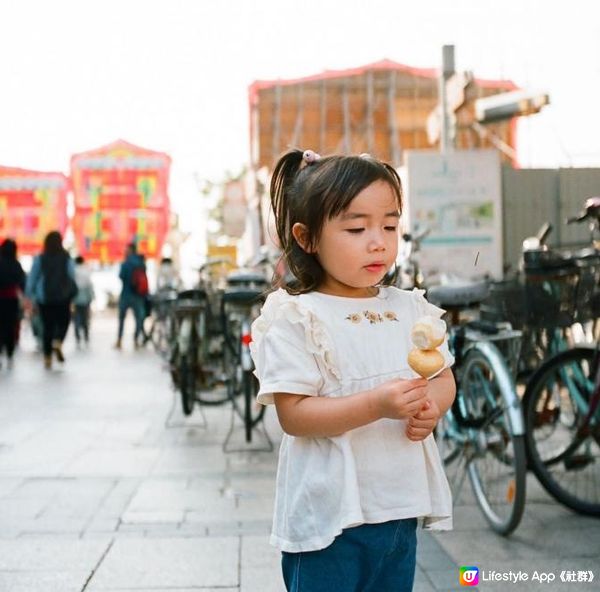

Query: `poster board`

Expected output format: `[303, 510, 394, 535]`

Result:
[0, 166, 69, 255]
[405, 149, 503, 279]
[70, 140, 171, 263]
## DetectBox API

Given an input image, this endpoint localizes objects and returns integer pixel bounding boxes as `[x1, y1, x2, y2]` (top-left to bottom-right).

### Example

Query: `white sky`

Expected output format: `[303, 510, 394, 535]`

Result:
[2, 0, 600, 242]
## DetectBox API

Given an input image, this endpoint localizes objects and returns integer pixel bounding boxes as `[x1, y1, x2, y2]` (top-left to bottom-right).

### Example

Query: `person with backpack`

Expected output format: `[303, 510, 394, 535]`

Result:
[25, 231, 77, 369]
[115, 242, 148, 350]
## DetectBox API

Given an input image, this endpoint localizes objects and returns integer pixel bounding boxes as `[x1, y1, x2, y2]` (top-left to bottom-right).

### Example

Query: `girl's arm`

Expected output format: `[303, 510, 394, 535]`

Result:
[274, 377, 429, 438]
[424, 368, 456, 415]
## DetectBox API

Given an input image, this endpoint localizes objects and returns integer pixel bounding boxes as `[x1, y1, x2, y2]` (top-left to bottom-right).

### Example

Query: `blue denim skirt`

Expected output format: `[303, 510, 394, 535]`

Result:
[281, 518, 417, 592]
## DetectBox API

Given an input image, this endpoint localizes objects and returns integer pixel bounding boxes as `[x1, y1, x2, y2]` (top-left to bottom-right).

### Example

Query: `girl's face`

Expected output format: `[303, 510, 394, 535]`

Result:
[303, 180, 400, 298]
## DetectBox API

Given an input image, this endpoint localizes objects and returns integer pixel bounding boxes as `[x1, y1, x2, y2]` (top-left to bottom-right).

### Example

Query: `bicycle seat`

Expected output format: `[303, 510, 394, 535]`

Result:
[427, 281, 490, 309]
[222, 288, 265, 306]
[177, 288, 207, 301]
[226, 271, 268, 287]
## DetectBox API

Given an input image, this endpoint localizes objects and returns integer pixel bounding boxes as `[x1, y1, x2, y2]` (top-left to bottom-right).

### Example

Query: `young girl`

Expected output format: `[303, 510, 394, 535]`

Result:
[250, 149, 456, 592]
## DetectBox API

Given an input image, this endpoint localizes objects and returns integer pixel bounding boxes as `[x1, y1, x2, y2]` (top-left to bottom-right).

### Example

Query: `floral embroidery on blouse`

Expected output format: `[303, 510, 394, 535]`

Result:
[345, 311, 398, 324]
[346, 313, 362, 324]
[364, 311, 383, 324]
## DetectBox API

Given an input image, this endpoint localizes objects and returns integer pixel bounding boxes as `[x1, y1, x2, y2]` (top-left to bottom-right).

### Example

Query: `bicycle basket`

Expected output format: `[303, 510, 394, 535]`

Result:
[480, 279, 527, 329]
[523, 265, 579, 328]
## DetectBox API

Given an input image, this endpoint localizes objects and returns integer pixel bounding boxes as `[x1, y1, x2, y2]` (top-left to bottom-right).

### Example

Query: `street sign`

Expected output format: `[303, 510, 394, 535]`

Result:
[475, 90, 550, 123]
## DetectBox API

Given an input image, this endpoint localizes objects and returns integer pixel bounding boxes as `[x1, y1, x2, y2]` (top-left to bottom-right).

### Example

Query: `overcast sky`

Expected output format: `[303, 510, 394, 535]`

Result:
[2, 0, 599, 235]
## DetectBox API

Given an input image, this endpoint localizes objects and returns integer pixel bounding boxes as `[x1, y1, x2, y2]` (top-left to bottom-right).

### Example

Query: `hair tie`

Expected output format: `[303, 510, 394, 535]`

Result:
[359, 153, 372, 159]
[302, 149, 321, 164]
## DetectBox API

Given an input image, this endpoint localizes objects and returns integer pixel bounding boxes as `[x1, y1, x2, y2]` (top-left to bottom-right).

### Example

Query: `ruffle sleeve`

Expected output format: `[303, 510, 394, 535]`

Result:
[409, 288, 455, 374]
[250, 289, 341, 405]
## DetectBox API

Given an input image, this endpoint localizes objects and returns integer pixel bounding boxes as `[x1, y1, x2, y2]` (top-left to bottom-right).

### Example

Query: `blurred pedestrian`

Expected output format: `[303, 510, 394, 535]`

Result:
[115, 242, 147, 349]
[25, 231, 77, 369]
[0, 239, 26, 369]
[156, 256, 179, 291]
[73, 255, 94, 346]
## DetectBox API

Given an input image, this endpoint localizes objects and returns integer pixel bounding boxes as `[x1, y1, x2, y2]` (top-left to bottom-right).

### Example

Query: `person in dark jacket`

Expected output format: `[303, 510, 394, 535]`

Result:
[0, 239, 26, 369]
[25, 231, 76, 369]
[115, 242, 146, 349]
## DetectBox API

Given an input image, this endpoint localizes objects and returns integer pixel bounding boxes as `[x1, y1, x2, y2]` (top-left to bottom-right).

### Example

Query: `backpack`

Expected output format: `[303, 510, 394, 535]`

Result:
[41, 254, 78, 304]
[131, 266, 149, 296]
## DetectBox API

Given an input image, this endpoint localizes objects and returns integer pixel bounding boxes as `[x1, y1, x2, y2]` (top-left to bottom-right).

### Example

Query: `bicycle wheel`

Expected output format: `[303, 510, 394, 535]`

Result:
[179, 351, 196, 416]
[460, 346, 527, 535]
[524, 346, 600, 516]
[436, 412, 462, 466]
[242, 369, 265, 442]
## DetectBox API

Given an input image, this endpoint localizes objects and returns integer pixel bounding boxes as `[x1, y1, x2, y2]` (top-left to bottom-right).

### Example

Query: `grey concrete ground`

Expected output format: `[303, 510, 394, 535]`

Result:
[0, 312, 598, 592]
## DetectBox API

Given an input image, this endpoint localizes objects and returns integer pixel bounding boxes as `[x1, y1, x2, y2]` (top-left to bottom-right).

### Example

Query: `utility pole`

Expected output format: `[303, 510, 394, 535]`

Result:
[439, 45, 455, 154]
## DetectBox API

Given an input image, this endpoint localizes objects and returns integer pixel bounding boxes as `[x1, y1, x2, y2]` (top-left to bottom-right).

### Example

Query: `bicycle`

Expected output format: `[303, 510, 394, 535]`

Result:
[429, 281, 527, 535]
[523, 341, 600, 516]
[481, 232, 586, 381]
[521, 198, 600, 516]
[147, 287, 178, 361]
[170, 287, 229, 416]
[220, 271, 272, 451]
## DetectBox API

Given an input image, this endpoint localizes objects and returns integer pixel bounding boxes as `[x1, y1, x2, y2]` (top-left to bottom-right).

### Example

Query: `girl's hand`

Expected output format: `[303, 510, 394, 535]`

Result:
[374, 378, 428, 420]
[406, 398, 441, 441]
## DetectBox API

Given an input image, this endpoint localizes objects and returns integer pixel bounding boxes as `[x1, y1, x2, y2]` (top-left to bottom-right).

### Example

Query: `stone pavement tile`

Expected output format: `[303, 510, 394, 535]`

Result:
[9, 476, 112, 500]
[19, 514, 91, 535]
[241, 534, 285, 592]
[433, 529, 549, 564]
[512, 523, 600, 559]
[0, 444, 74, 477]
[451, 504, 540, 532]
[425, 568, 463, 590]
[87, 537, 239, 589]
[414, 566, 437, 592]
[121, 510, 185, 525]
[0, 571, 89, 592]
[525, 500, 598, 531]
[63, 448, 161, 477]
[0, 538, 110, 570]
[0, 477, 22, 496]
[151, 445, 228, 476]
[417, 534, 457, 572]
[95, 478, 143, 515]
[125, 477, 222, 512]
[83, 517, 121, 535]
[202, 519, 272, 537]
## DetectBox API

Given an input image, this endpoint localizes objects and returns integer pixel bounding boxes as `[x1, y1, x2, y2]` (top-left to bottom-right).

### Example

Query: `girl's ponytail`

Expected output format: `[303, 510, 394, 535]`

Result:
[269, 149, 304, 257]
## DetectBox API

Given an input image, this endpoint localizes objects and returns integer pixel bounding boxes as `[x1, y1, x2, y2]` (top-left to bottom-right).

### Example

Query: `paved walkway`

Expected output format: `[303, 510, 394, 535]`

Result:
[0, 312, 598, 591]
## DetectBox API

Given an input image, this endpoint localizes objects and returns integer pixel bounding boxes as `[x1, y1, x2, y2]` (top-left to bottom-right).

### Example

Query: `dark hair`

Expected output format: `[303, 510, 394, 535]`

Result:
[270, 149, 403, 294]
[0, 238, 17, 260]
[43, 231, 65, 256]
[75, 255, 84, 264]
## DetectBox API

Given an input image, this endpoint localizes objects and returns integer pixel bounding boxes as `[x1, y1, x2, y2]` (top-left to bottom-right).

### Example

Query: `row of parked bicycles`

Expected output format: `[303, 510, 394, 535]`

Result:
[421, 196, 600, 535]
[147, 196, 599, 534]
[147, 257, 273, 452]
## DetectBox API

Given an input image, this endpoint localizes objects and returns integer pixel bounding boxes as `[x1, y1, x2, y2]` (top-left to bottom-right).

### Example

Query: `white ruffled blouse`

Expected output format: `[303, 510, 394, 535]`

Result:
[250, 286, 455, 553]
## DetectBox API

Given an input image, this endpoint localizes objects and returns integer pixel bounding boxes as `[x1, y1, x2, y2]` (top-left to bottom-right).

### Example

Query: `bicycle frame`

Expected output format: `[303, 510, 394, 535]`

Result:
[466, 341, 525, 437]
